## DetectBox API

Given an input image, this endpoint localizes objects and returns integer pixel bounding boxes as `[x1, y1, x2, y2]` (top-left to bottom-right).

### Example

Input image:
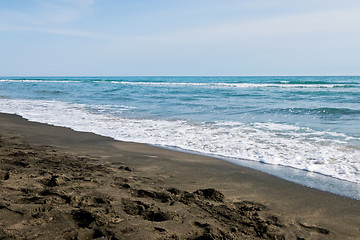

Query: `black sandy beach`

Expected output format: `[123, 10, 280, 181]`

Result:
[0, 113, 359, 239]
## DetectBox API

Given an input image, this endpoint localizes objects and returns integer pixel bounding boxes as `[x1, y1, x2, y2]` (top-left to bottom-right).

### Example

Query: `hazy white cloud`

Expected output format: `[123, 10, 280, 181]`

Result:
[15, 26, 110, 38]
[1, 0, 359, 75]
[0, 23, 10, 31]
[0, 0, 100, 41]
[0, 0, 95, 29]
[0, 22, 108, 38]
[1, 1, 359, 43]
[3, 4, 356, 52]
[145, 7, 360, 44]
[37, 0, 95, 23]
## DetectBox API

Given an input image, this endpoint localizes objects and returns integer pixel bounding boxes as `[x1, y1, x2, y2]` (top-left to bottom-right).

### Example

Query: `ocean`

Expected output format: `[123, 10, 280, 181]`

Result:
[1, 76, 360, 199]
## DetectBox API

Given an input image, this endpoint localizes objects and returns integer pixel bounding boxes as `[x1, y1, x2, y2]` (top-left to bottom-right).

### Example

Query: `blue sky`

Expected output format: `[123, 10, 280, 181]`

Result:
[1, 0, 360, 76]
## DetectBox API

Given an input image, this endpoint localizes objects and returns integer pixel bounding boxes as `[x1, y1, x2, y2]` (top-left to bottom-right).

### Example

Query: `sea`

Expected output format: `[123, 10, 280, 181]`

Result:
[1, 76, 360, 199]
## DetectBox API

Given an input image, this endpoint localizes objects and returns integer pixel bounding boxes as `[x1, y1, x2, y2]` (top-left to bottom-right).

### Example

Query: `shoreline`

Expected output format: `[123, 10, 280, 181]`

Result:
[1, 112, 359, 239]
[156, 145, 360, 200]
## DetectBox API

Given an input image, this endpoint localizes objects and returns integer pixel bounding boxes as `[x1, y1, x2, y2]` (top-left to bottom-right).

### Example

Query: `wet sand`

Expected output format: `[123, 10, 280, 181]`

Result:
[0, 113, 359, 239]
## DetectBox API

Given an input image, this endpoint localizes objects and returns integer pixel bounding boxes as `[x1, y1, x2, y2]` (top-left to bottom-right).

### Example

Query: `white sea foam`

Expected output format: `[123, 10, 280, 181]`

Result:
[105, 81, 351, 89]
[0, 79, 80, 83]
[0, 79, 353, 89]
[1, 98, 359, 183]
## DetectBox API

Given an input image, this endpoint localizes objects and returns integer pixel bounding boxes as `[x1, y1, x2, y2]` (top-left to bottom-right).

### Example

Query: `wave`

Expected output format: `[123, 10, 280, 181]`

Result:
[1, 78, 358, 89]
[273, 80, 358, 85]
[270, 107, 360, 116]
[35, 90, 66, 95]
[1, 98, 359, 184]
[312, 107, 360, 115]
[97, 81, 356, 89]
[0, 79, 80, 83]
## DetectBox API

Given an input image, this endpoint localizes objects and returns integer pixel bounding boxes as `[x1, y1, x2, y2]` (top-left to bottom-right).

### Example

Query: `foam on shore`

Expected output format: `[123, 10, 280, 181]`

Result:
[1, 98, 359, 190]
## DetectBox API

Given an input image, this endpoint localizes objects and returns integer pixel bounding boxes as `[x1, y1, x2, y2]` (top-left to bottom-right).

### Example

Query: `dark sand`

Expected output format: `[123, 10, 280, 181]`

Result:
[0, 113, 359, 239]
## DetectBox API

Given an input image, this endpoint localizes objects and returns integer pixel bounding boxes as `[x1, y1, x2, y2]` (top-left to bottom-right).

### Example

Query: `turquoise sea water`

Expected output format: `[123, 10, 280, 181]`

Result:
[1, 76, 360, 198]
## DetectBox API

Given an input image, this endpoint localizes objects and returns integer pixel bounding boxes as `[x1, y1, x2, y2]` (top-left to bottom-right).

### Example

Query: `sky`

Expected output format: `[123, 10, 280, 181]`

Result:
[1, 0, 360, 76]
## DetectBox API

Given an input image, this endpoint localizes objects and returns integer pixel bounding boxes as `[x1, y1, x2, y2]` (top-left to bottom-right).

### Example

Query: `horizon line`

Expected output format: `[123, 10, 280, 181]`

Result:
[1, 74, 360, 77]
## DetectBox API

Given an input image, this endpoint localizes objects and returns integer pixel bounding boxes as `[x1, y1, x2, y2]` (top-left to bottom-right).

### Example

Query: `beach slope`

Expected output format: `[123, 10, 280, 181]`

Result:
[0, 113, 359, 239]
